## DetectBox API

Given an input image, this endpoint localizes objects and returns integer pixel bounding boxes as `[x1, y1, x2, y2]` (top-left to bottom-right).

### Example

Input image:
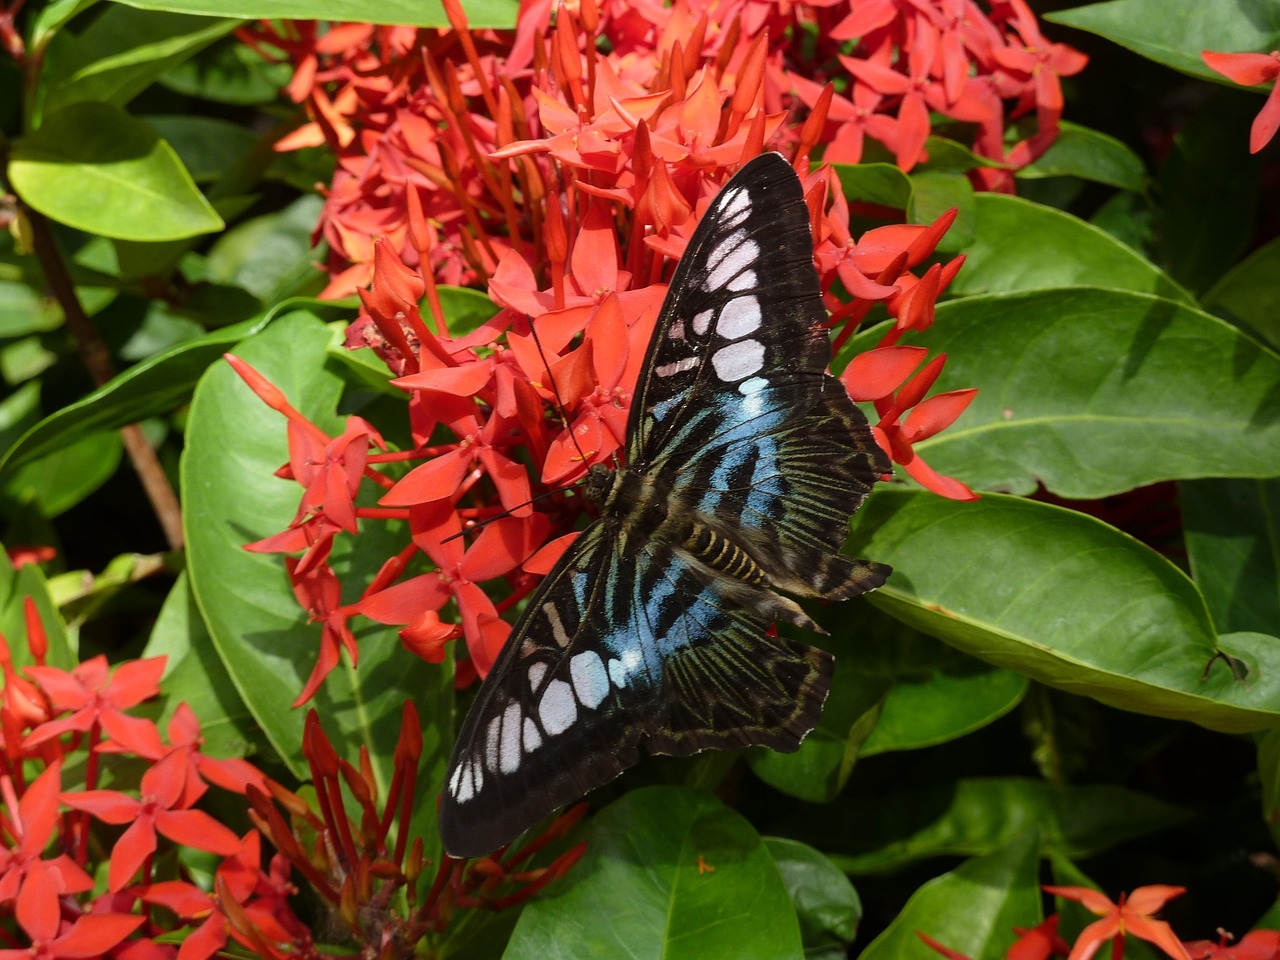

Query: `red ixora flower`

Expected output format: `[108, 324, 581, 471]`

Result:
[1202, 49, 1280, 153]
[1043, 884, 1192, 960]
[61, 751, 242, 892]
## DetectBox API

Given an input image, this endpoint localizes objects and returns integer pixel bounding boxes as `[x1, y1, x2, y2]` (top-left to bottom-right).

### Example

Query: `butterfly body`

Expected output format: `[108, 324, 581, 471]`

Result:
[440, 153, 890, 858]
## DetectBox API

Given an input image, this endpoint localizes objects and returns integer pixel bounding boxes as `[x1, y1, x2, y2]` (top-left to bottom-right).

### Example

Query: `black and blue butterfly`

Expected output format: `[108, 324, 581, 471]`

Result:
[439, 152, 891, 858]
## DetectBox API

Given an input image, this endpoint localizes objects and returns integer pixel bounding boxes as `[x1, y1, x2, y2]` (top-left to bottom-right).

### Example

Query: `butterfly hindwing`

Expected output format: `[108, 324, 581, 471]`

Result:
[439, 153, 889, 858]
[438, 519, 832, 858]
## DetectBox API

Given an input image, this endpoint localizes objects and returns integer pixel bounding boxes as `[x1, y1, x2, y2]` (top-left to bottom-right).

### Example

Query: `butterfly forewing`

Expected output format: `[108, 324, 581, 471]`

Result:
[439, 153, 889, 859]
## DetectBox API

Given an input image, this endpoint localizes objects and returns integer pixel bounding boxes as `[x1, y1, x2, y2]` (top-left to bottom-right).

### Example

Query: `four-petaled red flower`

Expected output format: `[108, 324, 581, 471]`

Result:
[61, 752, 243, 892]
[1044, 884, 1192, 960]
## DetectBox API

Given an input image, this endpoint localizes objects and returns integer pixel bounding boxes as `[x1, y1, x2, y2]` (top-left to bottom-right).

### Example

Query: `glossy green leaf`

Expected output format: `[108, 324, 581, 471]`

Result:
[1203, 235, 1280, 350]
[1019, 121, 1147, 193]
[183, 310, 450, 827]
[3, 431, 122, 518]
[908, 171, 975, 251]
[0, 283, 64, 337]
[849, 490, 1280, 733]
[1089, 190, 1154, 253]
[160, 35, 294, 105]
[30, 0, 99, 50]
[895, 288, 1280, 498]
[47, 551, 171, 628]
[505, 786, 803, 960]
[115, 0, 519, 27]
[828, 778, 1188, 874]
[43, 6, 237, 112]
[204, 195, 325, 303]
[142, 571, 263, 761]
[143, 115, 260, 182]
[10, 102, 223, 241]
[834, 163, 912, 210]
[1048, 0, 1280, 80]
[765, 837, 861, 960]
[860, 647, 1027, 756]
[0, 316, 264, 477]
[942, 194, 1190, 301]
[858, 831, 1041, 960]
[1181, 479, 1280, 636]
[1156, 91, 1261, 295]
[0, 550, 75, 669]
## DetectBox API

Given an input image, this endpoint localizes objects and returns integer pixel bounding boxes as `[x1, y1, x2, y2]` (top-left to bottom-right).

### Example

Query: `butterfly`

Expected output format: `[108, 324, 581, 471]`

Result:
[438, 152, 891, 858]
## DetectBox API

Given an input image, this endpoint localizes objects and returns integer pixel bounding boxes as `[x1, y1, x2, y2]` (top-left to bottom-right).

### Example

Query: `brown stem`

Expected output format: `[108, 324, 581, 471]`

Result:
[23, 204, 184, 550]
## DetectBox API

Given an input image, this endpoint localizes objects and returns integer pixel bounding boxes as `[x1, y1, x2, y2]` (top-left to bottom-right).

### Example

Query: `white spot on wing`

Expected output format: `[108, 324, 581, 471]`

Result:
[523, 716, 542, 751]
[539, 678, 577, 735]
[528, 661, 547, 690]
[721, 186, 750, 224]
[485, 715, 503, 772]
[499, 702, 522, 773]
[712, 338, 765, 382]
[448, 761, 465, 798]
[608, 658, 629, 689]
[716, 296, 761, 339]
[667, 319, 685, 340]
[692, 309, 713, 336]
[655, 356, 699, 379]
[570, 651, 610, 709]
[543, 602, 572, 648]
[706, 232, 758, 292]
[727, 269, 755, 293]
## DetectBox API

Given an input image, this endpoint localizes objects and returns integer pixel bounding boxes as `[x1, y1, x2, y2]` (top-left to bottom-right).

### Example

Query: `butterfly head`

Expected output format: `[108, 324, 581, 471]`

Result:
[582, 461, 615, 509]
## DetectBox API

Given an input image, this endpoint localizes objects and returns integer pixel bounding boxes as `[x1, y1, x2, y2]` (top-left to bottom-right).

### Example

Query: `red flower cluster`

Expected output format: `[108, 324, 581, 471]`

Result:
[245, 0, 1085, 298]
[235, 0, 1085, 695]
[246, 705, 585, 953]
[0, 599, 306, 960]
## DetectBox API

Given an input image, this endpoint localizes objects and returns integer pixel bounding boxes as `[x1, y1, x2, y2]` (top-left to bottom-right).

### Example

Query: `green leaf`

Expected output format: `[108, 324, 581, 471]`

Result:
[143, 115, 260, 182]
[1203, 235, 1280, 350]
[860, 641, 1027, 757]
[114, 0, 519, 28]
[828, 778, 1188, 874]
[160, 34, 294, 105]
[765, 837, 861, 960]
[848, 490, 1280, 733]
[182, 310, 452, 853]
[857, 830, 1041, 960]
[0, 316, 264, 477]
[889, 288, 1280, 498]
[143, 571, 264, 761]
[0, 550, 75, 669]
[0, 283, 64, 337]
[833, 163, 913, 210]
[941, 194, 1190, 301]
[10, 101, 223, 241]
[1181, 479, 1280, 636]
[1156, 90, 1261, 295]
[1047, 0, 1280, 82]
[505, 786, 803, 960]
[2, 431, 122, 518]
[1019, 121, 1148, 193]
[43, 6, 237, 112]
[204, 195, 325, 303]
[908, 171, 975, 251]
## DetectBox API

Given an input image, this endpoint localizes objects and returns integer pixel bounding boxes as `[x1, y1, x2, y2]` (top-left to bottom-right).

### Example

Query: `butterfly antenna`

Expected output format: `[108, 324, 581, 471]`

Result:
[441, 488, 565, 543]
[527, 316, 593, 470]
